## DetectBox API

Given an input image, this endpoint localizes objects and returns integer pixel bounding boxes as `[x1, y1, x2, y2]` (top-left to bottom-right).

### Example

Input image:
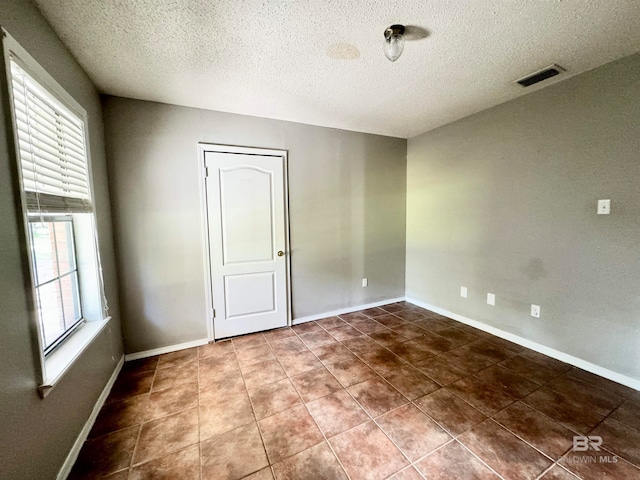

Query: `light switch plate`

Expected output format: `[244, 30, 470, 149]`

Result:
[460, 286, 468, 298]
[597, 199, 611, 215]
[362, 278, 368, 287]
[487, 293, 495, 306]
[531, 304, 541, 318]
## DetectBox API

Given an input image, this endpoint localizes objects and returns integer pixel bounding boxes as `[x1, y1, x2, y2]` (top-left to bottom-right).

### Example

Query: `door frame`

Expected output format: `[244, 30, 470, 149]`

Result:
[197, 143, 292, 341]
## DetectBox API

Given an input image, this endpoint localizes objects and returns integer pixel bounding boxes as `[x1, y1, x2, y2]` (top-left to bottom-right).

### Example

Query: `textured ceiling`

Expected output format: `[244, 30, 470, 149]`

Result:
[34, 0, 640, 138]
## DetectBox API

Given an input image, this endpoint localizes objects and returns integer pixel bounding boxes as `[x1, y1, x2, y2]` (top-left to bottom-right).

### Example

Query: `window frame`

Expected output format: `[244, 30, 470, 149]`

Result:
[28, 214, 84, 354]
[1, 28, 110, 396]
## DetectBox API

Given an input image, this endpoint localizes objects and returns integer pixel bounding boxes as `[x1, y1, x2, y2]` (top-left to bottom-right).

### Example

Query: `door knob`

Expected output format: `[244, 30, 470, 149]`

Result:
[277, 251, 285, 257]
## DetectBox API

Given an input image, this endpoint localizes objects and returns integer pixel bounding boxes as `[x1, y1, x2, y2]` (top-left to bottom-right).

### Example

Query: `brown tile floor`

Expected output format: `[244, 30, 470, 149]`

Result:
[70, 302, 640, 480]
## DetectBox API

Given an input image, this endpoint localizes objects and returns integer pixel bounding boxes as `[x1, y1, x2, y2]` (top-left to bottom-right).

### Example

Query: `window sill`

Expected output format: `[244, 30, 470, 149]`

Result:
[38, 317, 111, 398]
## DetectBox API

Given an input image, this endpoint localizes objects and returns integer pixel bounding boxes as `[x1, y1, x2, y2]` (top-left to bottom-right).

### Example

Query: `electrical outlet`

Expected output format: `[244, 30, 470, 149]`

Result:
[487, 293, 495, 306]
[597, 199, 611, 215]
[531, 304, 541, 318]
[460, 286, 468, 298]
[362, 278, 368, 287]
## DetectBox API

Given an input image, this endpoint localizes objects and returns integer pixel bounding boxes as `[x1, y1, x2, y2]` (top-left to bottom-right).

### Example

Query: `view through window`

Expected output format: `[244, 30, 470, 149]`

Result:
[29, 218, 82, 351]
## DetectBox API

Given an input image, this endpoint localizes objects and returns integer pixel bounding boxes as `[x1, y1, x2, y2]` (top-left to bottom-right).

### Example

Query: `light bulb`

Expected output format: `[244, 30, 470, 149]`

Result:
[383, 25, 406, 62]
[384, 34, 405, 62]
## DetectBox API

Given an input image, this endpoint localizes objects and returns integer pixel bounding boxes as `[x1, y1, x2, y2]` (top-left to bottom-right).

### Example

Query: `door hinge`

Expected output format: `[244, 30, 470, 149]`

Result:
[213, 308, 216, 318]
[205, 166, 209, 178]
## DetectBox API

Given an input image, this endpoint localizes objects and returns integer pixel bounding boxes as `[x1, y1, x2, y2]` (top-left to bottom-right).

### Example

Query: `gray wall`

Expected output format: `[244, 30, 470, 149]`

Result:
[103, 97, 407, 354]
[0, 1, 123, 479]
[406, 53, 640, 381]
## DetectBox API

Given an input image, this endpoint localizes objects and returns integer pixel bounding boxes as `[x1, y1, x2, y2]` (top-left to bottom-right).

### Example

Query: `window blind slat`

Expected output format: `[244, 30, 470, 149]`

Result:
[22, 96, 85, 149]
[17, 124, 87, 167]
[16, 105, 89, 165]
[15, 103, 86, 152]
[10, 60, 92, 213]
[18, 157, 88, 197]
[18, 146, 88, 181]
[19, 152, 88, 187]
[19, 152, 89, 187]
[14, 73, 84, 130]
[13, 91, 86, 153]
[23, 165, 86, 200]
[16, 124, 88, 172]
[24, 191, 92, 214]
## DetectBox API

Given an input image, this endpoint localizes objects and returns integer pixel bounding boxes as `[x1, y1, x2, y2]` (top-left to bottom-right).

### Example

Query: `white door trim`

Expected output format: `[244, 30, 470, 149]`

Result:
[197, 144, 291, 341]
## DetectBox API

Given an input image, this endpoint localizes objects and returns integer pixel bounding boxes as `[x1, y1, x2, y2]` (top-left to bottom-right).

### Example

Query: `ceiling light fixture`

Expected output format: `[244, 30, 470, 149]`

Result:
[384, 24, 405, 62]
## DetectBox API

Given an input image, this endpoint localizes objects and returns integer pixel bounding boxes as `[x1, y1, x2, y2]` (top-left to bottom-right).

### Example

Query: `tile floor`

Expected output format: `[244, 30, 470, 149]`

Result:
[70, 302, 640, 480]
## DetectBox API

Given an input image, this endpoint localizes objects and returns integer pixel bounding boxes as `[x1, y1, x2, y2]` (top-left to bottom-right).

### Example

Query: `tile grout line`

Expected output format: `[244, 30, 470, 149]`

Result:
[582, 413, 640, 471]
[81, 302, 639, 479]
[316, 312, 453, 478]
[406, 360, 569, 478]
[231, 333, 276, 479]
[125, 361, 161, 473]
[290, 314, 432, 478]
[352, 314, 545, 479]
[128, 355, 201, 472]
[406, 393, 505, 475]
[139, 317, 498, 475]
[117, 350, 210, 470]
[453, 438, 508, 480]
[255, 330, 347, 476]
[304, 310, 449, 478]
[405, 335, 630, 479]
[534, 462, 575, 480]
[288, 321, 356, 480]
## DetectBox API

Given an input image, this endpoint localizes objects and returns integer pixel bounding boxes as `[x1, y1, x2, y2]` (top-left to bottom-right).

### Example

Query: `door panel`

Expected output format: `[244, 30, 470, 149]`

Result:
[220, 167, 274, 264]
[205, 151, 288, 339]
[225, 272, 275, 318]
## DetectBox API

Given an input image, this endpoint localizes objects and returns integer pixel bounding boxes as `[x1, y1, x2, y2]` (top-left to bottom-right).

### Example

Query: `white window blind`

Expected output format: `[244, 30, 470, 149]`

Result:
[10, 59, 92, 213]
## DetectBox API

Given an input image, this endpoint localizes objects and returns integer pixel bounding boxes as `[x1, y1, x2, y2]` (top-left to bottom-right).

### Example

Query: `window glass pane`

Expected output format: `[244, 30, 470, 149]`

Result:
[54, 220, 76, 274]
[60, 272, 81, 329]
[30, 221, 59, 285]
[30, 218, 82, 351]
[37, 280, 64, 348]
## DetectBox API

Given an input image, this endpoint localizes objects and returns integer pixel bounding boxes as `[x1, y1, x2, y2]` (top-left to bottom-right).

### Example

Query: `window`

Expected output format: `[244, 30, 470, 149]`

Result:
[9, 57, 93, 355]
[3, 30, 110, 391]
[29, 218, 82, 352]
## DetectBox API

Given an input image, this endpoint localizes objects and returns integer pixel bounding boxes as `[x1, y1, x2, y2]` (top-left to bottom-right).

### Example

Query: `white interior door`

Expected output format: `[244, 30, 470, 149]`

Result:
[204, 150, 289, 339]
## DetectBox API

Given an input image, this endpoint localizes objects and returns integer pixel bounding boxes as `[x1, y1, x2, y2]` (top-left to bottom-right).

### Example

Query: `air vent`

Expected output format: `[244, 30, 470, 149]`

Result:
[516, 64, 565, 87]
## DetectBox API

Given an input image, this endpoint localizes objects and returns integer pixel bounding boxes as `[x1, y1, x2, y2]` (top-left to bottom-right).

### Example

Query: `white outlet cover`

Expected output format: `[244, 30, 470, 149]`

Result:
[487, 293, 495, 306]
[597, 199, 611, 215]
[531, 304, 541, 318]
[460, 286, 468, 298]
[362, 278, 368, 287]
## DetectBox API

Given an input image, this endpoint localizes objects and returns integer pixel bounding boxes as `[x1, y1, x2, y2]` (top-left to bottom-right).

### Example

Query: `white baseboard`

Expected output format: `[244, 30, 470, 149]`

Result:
[124, 338, 210, 361]
[125, 300, 407, 359]
[407, 298, 640, 391]
[57, 355, 124, 480]
[293, 296, 406, 325]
